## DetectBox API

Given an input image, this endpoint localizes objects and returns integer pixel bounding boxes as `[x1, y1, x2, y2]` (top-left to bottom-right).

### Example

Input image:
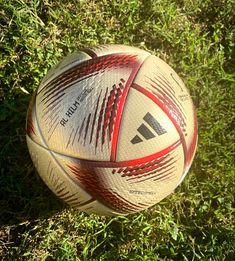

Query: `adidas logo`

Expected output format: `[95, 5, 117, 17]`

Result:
[131, 112, 167, 144]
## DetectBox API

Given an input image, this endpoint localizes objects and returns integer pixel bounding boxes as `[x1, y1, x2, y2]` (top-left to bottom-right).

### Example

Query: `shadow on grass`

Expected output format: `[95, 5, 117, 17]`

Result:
[0, 95, 64, 226]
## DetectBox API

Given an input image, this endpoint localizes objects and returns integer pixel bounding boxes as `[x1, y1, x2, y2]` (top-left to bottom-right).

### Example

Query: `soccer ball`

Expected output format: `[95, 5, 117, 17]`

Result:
[26, 44, 197, 216]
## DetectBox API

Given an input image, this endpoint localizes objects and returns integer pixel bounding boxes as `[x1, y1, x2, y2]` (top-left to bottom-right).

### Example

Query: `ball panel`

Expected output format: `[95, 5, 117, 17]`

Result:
[35, 53, 148, 161]
[116, 87, 180, 161]
[26, 135, 93, 208]
[132, 55, 197, 170]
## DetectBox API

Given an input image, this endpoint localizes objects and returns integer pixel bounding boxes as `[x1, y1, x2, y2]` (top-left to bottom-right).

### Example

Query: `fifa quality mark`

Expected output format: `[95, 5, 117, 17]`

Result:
[60, 87, 94, 127]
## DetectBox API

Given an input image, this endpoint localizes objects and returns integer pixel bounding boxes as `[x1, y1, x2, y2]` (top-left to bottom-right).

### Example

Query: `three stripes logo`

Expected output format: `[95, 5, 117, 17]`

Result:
[131, 112, 167, 144]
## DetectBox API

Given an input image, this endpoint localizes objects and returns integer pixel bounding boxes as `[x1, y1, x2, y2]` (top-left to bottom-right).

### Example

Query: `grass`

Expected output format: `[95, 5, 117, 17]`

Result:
[0, 0, 234, 260]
